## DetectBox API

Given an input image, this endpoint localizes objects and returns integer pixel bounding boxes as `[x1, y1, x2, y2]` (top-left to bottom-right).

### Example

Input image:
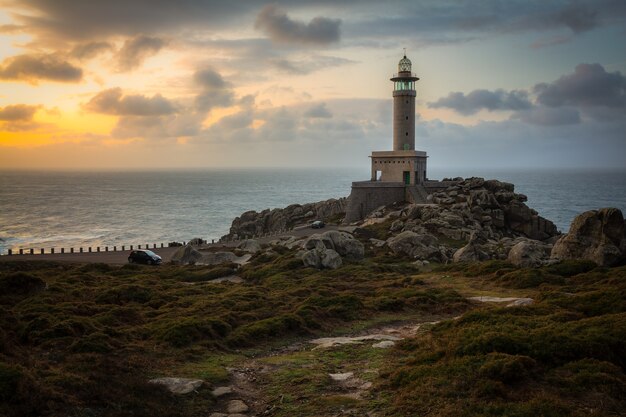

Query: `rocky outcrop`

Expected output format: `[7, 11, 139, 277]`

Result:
[551, 208, 626, 266]
[222, 197, 346, 240]
[423, 177, 559, 241]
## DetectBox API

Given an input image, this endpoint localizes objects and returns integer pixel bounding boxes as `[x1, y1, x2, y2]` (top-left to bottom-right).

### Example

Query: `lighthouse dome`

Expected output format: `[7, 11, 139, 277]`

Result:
[398, 55, 412, 72]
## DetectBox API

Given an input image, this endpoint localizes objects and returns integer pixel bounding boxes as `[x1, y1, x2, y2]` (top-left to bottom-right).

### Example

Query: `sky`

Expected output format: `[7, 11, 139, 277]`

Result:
[0, 0, 624, 171]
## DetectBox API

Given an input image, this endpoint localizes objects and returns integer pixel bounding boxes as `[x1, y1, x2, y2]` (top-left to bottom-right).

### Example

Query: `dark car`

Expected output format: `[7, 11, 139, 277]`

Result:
[128, 249, 162, 265]
[311, 220, 326, 229]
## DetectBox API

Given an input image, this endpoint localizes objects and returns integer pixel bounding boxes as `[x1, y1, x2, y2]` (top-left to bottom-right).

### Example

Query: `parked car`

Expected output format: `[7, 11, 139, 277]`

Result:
[128, 249, 162, 265]
[311, 220, 326, 229]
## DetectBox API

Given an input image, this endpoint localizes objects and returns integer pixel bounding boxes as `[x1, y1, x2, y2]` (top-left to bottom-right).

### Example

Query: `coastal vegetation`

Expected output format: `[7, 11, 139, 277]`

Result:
[0, 251, 624, 416]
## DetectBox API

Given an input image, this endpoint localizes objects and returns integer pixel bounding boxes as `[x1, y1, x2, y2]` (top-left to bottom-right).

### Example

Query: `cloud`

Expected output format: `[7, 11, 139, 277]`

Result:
[0, 24, 22, 33]
[70, 41, 113, 60]
[304, 103, 332, 118]
[0, 104, 39, 121]
[117, 35, 166, 72]
[111, 113, 203, 139]
[343, 0, 626, 46]
[429, 89, 532, 115]
[0, 53, 82, 83]
[84, 88, 177, 116]
[510, 106, 581, 126]
[268, 55, 355, 75]
[534, 63, 626, 108]
[255, 4, 341, 45]
[0, 0, 270, 40]
[193, 68, 234, 111]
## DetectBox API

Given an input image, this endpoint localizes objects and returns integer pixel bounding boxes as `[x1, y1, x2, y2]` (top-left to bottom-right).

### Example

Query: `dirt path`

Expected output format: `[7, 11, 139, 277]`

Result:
[206, 316, 449, 417]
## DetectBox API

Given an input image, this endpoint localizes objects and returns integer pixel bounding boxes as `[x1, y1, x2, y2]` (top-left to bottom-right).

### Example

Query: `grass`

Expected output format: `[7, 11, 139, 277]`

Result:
[1, 256, 624, 416]
[0, 256, 468, 417]
[376, 264, 626, 417]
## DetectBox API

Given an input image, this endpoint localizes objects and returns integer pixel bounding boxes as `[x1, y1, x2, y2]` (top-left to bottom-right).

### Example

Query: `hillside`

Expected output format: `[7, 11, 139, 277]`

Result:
[1, 246, 625, 416]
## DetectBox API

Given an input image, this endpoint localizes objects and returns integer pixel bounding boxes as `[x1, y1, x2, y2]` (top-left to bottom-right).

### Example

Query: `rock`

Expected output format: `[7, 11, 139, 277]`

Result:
[148, 377, 203, 394]
[321, 249, 343, 269]
[387, 231, 441, 260]
[324, 230, 365, 259]
[187, 237, 204, 246]
[469, 296, 534, 307]
[369, 238, 386, 247]
[222, 197, 347, 240]
[390, 219, 404, 232]
[453, 232, 490, 263]
[329, 372, 354, 381]
[302, 248, 343, 269]
[303, 231, 364, 261]
[208, 414, 228, 417]
[211, 386, 233, 397]
[227, 399, 249, 414]
[508, 240, 550, 267]
[170, 245, 204, 265]
[201, 251, 237, 265]
[507, 298, 534, 307]
[551, 208, 625, 266]
[237, 239, 261, 254]
[372, 340, 395, 348]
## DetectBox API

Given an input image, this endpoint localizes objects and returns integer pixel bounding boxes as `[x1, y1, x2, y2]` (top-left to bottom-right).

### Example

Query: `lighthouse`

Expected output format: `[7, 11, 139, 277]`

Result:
[345, 53, 430, 223]
[391, 54, 419, 151]
[370, 53, 428, 185]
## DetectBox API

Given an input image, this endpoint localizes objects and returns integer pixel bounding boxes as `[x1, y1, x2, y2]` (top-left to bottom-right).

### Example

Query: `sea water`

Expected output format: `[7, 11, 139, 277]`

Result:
[1, 168, 625, 254]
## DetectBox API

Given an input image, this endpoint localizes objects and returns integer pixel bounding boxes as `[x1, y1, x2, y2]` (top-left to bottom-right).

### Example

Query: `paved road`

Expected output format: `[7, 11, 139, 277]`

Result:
[0, 225, 353, 265]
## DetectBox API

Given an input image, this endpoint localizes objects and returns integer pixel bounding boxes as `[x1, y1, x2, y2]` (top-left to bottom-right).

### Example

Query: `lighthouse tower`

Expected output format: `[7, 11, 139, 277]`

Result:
[391, 55, 418, 151]
[344, 53, 430, 223]
[370, 53, 427, 185]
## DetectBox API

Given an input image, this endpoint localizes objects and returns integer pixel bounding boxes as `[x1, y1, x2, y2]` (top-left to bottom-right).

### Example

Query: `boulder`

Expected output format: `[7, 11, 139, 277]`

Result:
[304, 231, 364, 260]
[324, 230, 365, 260]
[508, 240, 550, 267]
[170, 245, 204, 265]
[452, 232, 490, 263]
[302, 248, 342, 269]
[201, 251, 238, 265]
[387, 231, 442, 261]
[237, 239, 261, 254]
[227, 399, 249, 414]
[187, 237, 204, 246]
[551, 208, 625, 266]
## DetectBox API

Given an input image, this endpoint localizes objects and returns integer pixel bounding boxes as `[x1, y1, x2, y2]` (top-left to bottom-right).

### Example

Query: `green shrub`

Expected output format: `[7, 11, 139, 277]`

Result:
[544, 260, 597, 277]
[0, 272, 46, 300]
[227, 314, 306, 347]
[157, 318, 232, 347]
[96, 284, 152, 304]
[478, 353, 537, 383]
[496, 269, 565, 288]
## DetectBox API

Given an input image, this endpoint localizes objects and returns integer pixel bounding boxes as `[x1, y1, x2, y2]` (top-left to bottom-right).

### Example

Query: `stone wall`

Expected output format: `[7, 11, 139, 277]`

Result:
[344, 181, 406, 223]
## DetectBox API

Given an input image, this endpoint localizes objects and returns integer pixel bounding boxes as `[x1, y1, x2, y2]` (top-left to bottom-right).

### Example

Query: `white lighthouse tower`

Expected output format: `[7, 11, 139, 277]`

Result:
[370, 54, 427, 185]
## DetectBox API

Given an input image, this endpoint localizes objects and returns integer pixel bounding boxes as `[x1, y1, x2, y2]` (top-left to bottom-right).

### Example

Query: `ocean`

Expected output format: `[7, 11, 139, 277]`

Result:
[1, 168, 625, 255]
